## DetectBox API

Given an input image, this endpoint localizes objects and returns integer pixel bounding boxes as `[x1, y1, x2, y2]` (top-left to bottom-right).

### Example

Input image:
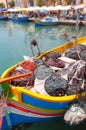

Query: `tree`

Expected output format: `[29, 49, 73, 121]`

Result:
[48, 0, 60, 6]
[64, 0, 74, 5]
[8, 0, 14, 8]
[37, 0, 45, 7]
[0, 3, 5, 8]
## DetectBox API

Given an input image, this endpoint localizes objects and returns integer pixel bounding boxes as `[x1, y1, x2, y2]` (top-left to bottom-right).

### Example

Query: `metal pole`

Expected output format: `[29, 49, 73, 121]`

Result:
[75, 9, 79, 45]
[5, 0, 8, 8]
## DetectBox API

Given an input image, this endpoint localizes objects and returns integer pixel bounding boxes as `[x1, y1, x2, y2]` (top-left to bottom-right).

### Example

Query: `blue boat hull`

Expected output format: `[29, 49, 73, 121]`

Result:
[0, 16, 8, 20]
[11, 17, 28, 22]
[2, 113, 63, 130]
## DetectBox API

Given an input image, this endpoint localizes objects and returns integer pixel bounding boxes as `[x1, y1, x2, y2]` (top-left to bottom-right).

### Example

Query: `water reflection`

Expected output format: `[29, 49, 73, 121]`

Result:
[0, 21, 86, 75]
[1, 21, 85, 41]
[24, 24, 86, 54]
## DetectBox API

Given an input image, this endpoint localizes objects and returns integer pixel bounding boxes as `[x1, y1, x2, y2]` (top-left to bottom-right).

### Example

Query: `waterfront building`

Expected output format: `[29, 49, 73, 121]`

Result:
[0, 0, 86, 8]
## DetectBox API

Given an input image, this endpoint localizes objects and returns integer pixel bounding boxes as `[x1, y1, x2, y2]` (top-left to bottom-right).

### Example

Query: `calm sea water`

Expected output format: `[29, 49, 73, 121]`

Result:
[0, 20, 86, 130]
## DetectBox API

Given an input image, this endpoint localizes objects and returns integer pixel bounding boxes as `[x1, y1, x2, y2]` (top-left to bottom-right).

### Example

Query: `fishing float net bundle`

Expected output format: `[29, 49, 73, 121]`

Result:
[43, 51, 65, 68]
[64, 97, 86, 125]
[44, 51, 61, 60]
[67, 60, 86, 95]
[33, 51, 64, 68]
[10, 60, 36, 87]
[44, 74, 68, 96]
[64, 44, 86, 61]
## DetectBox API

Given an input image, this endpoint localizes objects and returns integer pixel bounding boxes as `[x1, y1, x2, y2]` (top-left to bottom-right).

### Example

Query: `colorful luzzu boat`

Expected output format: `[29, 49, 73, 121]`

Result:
[0, 36, 86, 130]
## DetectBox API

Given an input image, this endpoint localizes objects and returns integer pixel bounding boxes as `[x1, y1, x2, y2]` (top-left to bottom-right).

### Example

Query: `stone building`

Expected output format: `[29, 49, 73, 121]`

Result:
[0, 0, 86, 8]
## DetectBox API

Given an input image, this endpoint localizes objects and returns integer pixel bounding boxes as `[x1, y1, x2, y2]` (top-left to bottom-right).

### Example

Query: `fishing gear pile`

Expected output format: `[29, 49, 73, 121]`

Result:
[34, 65, 53, 80]
[10, 45, 86, 97]
[44, 74, 68, 96]
[44, 58, 65, 68]
[10, 60, 36, 86]
[45, 51, 61, 60]
[64, 48, 79, 60]
[64, 44, 86, 60]
[33, 58, 44, 66]
[67, 60, 86, 95]
[43, 51, 65, 68]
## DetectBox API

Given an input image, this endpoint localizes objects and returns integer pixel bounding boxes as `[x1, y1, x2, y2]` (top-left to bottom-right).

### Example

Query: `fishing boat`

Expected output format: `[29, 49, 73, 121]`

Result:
[0, 36, 86, 130]
[11, 16, 29, 22]
[34, 17, 60, 26]
[7, 8, 29, 22]
[0, 16, 8, 20]
[0, 8, 8, 20]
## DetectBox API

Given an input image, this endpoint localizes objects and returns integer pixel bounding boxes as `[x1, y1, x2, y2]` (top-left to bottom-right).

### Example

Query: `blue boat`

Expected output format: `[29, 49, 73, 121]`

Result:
[0, 8, 8, 20]
[11, 16, 29, 22]
[0, 16, 8, 20]
[35, 17, 60, 26]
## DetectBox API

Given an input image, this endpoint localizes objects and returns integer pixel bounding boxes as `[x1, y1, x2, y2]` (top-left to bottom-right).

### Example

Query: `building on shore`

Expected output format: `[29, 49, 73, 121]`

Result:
[0, 0, 11, 8]
[0, 0, 86, 8]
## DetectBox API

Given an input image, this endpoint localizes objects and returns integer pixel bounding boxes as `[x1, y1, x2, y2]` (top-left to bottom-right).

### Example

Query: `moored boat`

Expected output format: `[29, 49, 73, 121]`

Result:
[0, 36, 86, 130]
[0, 16, 8, 20]
[11, 14, 29, 22]
[34, 17, 60, 26]
[0, 8, 8, 20]
[7, 8, 29, 22]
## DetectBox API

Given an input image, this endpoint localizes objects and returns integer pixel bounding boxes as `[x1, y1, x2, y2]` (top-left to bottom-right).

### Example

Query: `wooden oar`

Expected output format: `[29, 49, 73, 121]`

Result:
[0, 72, 32, 84]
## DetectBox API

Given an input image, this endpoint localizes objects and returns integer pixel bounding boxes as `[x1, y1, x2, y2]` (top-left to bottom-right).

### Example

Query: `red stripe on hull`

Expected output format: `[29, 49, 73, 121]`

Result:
[8, 103, 65, 117]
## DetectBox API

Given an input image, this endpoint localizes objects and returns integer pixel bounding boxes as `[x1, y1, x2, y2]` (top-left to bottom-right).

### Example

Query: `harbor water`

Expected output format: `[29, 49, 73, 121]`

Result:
[0, 20, 86, 130]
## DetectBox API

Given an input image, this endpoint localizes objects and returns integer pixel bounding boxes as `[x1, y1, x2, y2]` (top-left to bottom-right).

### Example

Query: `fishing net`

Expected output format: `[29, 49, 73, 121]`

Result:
[64, 48, 79, 60]
[64, 44, 86, 61]
[34, 65, 53, 80]
[80, 49, 86, 61]
[20, 60, 36, 71]
[33, 58, 44, 66]
[75, 44, 86, 51]
[45, 51, 61, 60]
[64, 97, 86, 125]
[43, 58, 65, 68]
[84, 68, 86, 84]
[67, 60, 86, 95]
[10, 66, 35, 87]
[44, 74, 68, 96]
